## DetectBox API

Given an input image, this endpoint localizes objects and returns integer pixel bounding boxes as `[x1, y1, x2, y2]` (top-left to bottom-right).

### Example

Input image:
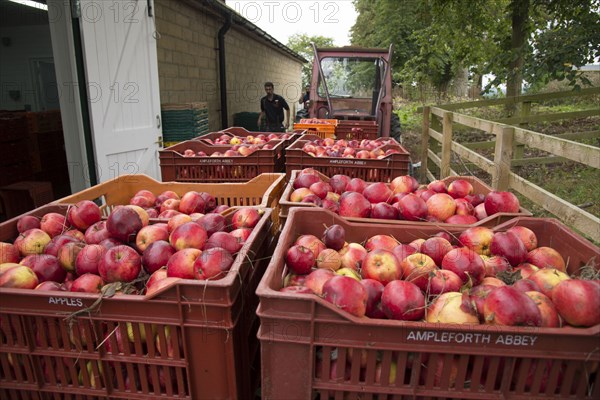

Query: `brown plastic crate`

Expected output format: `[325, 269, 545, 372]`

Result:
[285, 139, 411, 182]
[53, 173, 285, 231]
[0, 204, 273, 399]
[0, 180, 54, 219]
[256, 208, 600, 399]
[336, 120, 379, 140]
[159, 139, 285, 182]
[25, 110, 62, 134]
[279, 172, 532, 229]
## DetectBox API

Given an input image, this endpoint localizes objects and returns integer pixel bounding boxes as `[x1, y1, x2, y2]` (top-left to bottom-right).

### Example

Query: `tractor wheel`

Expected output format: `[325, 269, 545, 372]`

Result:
[390, 112, 402, 142]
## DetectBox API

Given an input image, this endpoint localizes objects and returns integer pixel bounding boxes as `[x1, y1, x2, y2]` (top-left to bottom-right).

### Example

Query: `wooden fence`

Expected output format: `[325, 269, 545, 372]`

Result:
[420, 87, 600, 241]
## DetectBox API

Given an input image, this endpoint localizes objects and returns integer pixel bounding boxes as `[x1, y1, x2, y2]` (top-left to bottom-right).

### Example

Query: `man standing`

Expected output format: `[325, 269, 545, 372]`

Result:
[257, 82, 290, 132]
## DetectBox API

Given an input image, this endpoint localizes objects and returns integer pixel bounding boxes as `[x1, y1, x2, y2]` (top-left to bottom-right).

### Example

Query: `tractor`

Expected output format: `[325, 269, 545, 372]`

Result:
[298, 44, 401, 141]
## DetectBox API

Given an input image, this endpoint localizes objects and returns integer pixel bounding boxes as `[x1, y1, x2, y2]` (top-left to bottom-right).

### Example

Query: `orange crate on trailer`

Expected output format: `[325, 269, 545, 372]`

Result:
[159, 139, 285, 182]
[0, 204, 273, 399]
[284, 139, 410, 182]
[336, 120, 379, 140]
[278, 171, 531, 228]
[257, 208, 600, 400]
[293, 119, 338, 139]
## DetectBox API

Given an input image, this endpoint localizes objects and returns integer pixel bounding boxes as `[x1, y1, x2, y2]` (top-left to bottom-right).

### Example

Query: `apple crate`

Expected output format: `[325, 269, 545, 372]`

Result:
[278, 171, 531, 228]
[159, 139, 285, 182]
[0, 204, 274, 399]
[336, 120, 379, 140]
[293, 119, 338, 139]
[256, 207, 600, 400]
[284, 139, 410, 182]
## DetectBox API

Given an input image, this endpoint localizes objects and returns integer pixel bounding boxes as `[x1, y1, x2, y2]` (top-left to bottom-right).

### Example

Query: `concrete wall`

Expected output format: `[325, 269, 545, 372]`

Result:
[154, 0, 302, 131]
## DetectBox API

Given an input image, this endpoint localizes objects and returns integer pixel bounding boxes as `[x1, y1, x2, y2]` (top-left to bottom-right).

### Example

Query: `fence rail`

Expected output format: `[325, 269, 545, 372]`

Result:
[420, 88, 600, 241]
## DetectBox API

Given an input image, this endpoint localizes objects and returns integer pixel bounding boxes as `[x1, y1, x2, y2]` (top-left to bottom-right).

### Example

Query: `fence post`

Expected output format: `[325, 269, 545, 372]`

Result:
[492, 125, 515, 190]
[420, 106, 430, 183]
[513, 100, 531, 160]
[440, 111, 453, 178]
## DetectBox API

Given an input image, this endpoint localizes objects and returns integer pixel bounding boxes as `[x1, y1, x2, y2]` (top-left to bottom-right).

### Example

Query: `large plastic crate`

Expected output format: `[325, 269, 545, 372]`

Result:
[336, 120, 379, 140]
[285, 139, 411, 182]
[159, 139, 285, 182]
[279, 171, 531, 228]
[0, 204, 273, 399]
[256, 208, 600, 399]
[293, 119, 338, 139]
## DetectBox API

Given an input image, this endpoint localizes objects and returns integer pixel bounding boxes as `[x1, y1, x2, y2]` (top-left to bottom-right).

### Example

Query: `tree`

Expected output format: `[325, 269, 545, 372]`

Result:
[286, 34, 335, 86]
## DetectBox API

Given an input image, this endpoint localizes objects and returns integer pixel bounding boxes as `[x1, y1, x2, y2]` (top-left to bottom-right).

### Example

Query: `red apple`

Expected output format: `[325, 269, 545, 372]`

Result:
[316, 248, 342, 270]
[75, 244, 106, 275]
[178, 191, 206, 214]
[329, 174, 351, 194]
[35, 281, 64, 291]
[391, 243, 417, 263]
[231, 208, 262, 229]
[525, 291, 561, 327]
[304, 268, 336, 295]
[339, 243, 367, 271]
[196, 214, 226, 236]
[483, 286, 541, 326]
[43, 234, 79, 257]
[285, 245, 315, 275]
[322, 224, 345, 251]
[441, 247, 486, 286]
[490, 231, 528, 267]
[17, 215, 40, 233]
[70, 273, 104, 293]
[362, 182, 393, 204]
[169, 222, 207, 251]
[290, 187, 314, 202]
[381, 280, 425, 321]
[362, 249, 402, 286]
[400, 253, 437, 290]
[98, 245, 141, 283]
[160, 198, 181, 214]
[465, 193, 485, 207]
[481, 255, 512, 277]
[447, 179, 474, 199]
[371, 202, 399, 220]
[0, 242, 20, 264]
[20, 254, 66, 283]
[360, 278, 385, 318]
[426, 193, 456, 222]
[427, 180, 447, 193]
[295, 235, 327, 259]
[39, 212, 68, 238]
[67, 200, 102, 231]
[106, 206, 143, 243]
[458, 227, 494, 256]
[346, 178, 367, 194]
[474, 203, 488, 220]
[364, 234, 399, 252]
[469, 284, 496, 321]
[142, 240, 176, 274]
[84, 221, 110, 245]
[322, 275, 367, 317]
[426, 292, 479, 324]
[205, 231, 243, 254]
[420, 237, 453, 266]
[167, 214, 193, 234]
[309, 181, 333, 199]
[0, 265, 39, 289]
[427, 269, 463, 297]
[57, 241, 85, 273]
[526, 247, 566, 272]
[194, 247, 234, 280]
[136, 224, 169, 253]
[552, 280, 600, 327]
[229, 228, 252, 245]
[484, 191, 520, 215]
[454, 198, 474, 215]
[293, 173, 322, 189]
[396, 193, 428, 221]
[445, 215, 478, 224]
[507, 226, 538, 252]
[513, 263, 539, 280]
[512, 278, 542, 293]
[390, 175, 419, 194]
[166, 248, 201, 279]
[339, 192, 371, 218]
[528, 268, 570, 298]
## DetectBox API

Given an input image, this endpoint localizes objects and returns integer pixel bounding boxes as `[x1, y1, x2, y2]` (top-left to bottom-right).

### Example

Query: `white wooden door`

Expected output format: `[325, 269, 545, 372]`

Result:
[79, 0, 161, 182]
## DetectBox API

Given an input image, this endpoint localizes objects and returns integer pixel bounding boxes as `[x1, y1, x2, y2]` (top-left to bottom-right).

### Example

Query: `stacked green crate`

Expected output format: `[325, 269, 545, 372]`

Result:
[161, 102, 209, 143]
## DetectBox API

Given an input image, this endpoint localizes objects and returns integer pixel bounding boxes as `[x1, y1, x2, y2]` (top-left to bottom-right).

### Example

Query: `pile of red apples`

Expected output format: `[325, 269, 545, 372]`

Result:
[180, 133, 290, 158]
[0, 189, 264, 295]
[300, 137, 402, 159]
[281, 223, 600, 328]
[288, 168, 522, 224]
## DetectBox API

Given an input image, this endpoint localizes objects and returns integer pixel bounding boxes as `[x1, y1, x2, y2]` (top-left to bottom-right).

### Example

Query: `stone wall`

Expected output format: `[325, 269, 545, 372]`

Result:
[155, 0, 302, 131]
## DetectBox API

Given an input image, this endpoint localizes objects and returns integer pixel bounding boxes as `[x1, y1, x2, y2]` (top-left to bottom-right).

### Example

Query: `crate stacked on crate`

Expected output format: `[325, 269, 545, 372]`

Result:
[336, 120, 379, 140]
[293, 118, 338, 139]
[278, 170, 531, 228]
[159, 138, 286, 183]
[0, 111, 32, 186]
[0, 172, 287, 398]
[256, 207, 600, 399]
[285, 135, 410, 181]
[161, 102, 209, 147]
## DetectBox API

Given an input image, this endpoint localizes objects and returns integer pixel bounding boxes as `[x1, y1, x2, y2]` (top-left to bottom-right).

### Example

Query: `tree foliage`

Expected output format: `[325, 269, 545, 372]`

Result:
[286, 34, 335, 86]
[350, 0, 600, 98]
